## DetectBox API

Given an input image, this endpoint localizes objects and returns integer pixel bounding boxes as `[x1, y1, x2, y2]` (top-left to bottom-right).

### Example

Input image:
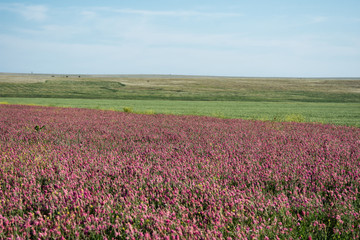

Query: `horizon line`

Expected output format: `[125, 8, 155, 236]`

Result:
[1, 72, 360, 80]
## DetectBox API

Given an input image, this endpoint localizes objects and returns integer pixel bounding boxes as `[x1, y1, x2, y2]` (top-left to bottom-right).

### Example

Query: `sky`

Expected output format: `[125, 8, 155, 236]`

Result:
[0, 0, 359, 77]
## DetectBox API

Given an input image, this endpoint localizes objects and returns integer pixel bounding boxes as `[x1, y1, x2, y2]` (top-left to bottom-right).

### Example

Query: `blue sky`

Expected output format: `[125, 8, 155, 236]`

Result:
[0, 0, 359, 77]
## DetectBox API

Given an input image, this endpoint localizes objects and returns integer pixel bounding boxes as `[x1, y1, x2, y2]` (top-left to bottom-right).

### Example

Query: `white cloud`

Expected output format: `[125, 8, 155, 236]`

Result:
[92, 7, 242, 18]
[310, 16, 328, 23]
[0, 3, 48, 21]
[80, 10, 97, 19]
[1, 31, 359, 77]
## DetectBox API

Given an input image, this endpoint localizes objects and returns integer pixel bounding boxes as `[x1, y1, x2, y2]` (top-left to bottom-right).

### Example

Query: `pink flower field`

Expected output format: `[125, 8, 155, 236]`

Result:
[0, 104, 360, 239]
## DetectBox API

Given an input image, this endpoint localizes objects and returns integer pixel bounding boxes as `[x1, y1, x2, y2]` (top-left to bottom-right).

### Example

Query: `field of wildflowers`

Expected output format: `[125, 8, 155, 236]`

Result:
[0, 104, 359, 239]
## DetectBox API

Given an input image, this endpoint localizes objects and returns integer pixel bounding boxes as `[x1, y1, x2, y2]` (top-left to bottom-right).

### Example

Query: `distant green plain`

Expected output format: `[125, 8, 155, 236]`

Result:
[1, 73, 359, 127]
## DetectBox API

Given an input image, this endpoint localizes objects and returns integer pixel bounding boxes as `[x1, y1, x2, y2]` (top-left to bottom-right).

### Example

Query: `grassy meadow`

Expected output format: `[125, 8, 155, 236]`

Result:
[0, 73, 359, 126]
[0, 97, 360, 127]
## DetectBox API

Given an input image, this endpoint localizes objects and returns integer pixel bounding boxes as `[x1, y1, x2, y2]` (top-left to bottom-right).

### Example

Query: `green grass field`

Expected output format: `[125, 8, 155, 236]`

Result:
[1, 73, 359, 126]
[1, 97, 359, 127]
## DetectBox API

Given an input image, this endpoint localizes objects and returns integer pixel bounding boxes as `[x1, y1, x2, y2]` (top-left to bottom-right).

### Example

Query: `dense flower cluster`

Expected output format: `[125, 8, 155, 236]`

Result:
[0, 105, 359, 239]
